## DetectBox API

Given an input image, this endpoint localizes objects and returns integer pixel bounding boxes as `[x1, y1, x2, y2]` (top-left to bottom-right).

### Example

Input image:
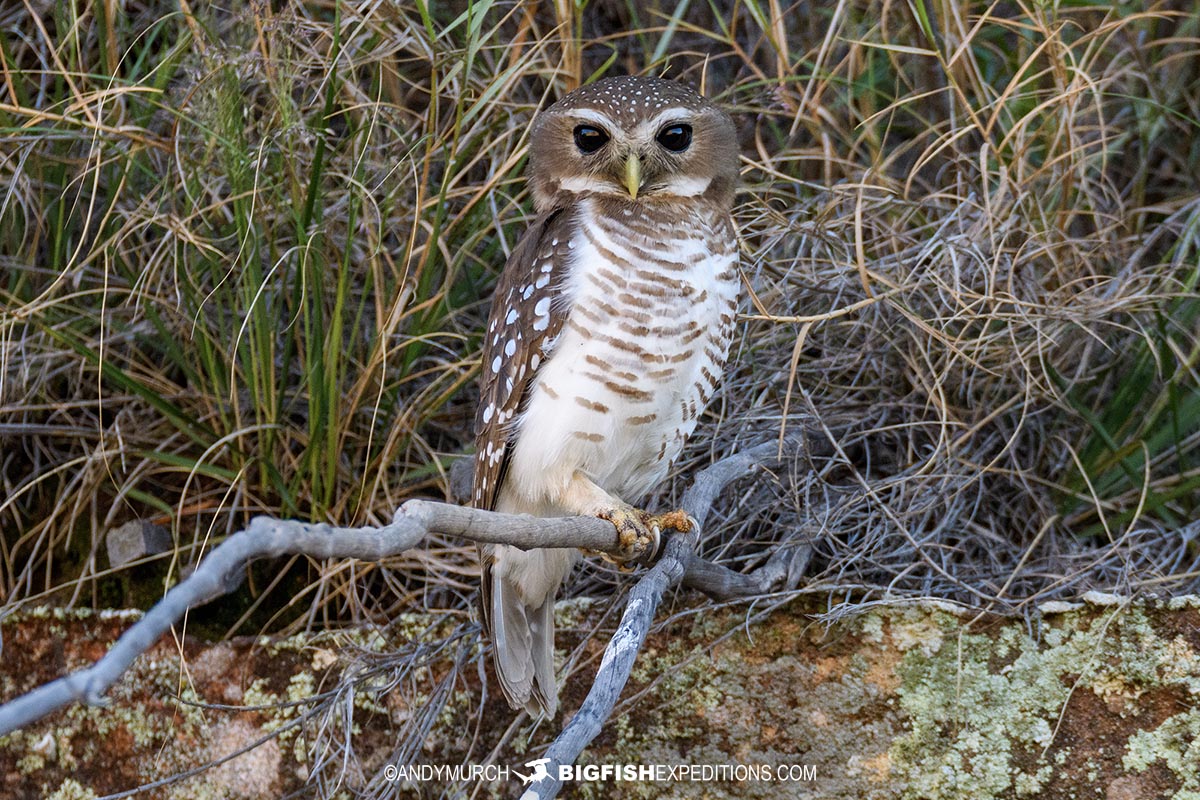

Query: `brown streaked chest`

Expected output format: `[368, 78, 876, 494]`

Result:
[506, 197, 738, 499]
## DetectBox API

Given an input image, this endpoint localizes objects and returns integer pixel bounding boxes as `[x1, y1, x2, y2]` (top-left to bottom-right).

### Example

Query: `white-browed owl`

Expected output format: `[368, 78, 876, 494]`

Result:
[473, 76, 739, 717]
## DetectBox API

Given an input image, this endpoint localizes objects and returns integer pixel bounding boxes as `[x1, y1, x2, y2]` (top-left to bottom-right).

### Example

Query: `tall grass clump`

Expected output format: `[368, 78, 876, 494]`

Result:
[0, 1, 579, 628]
[1, 0, 1198, 634]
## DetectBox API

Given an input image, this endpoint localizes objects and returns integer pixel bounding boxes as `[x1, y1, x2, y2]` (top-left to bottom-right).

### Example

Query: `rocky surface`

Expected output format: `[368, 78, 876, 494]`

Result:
[2, 595, 1198, 799]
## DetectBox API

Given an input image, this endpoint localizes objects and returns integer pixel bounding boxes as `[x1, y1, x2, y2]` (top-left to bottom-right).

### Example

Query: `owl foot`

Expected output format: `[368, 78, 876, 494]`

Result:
[592, 507, 696, 569]
[649, 509, 696, 536]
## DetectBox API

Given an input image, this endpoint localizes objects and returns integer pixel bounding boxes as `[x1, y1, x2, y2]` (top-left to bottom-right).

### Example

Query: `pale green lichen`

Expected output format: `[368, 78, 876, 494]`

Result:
[1123, 710, 1200, 797]
[242, 675, 307, 750]
[889, 608, 1084, 798]
[554, 595, 598, 629]
[859, 612, 885, 644]
[887, 613, 946, 658]
[46, 778, 97, 800]
[286, 671, 316, 704]
[889, 601, 1200, 799]
[10, 598, 1200, 800]
[241, 677, 279, 711]
[573, 604, 898, 800]
[13, 607, 141, 622]
[1164, 595, 1200, 612]
[24, 634, 211, 785]
[1015, 765, 1053, 796]
[17, 752, 45, 774]
[590, 637, 737, 799]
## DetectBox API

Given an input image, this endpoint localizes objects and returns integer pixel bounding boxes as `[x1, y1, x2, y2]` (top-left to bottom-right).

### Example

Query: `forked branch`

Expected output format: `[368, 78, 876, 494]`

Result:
[0, 436, 825, 800]
[524, 439, 801, 799]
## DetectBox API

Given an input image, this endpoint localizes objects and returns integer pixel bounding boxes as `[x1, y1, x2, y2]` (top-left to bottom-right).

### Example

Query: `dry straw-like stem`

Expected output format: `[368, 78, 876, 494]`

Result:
[3, 0, 1198, 635]
[2, 3, 1200, 794]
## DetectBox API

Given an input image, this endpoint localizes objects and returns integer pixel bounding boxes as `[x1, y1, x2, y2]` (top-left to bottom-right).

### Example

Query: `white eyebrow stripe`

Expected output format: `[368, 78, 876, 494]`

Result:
[568, 108, 616, 127]
[566, 106, 696, 136]
[636, 107, 696, 135]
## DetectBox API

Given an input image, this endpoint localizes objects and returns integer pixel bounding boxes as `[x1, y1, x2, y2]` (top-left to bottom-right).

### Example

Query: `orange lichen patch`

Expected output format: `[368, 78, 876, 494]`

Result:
[811, 655, 844, 683]
[861, 644, 904, 692]
[852, 750, 892, 783]
[6, 598, 1200, 799]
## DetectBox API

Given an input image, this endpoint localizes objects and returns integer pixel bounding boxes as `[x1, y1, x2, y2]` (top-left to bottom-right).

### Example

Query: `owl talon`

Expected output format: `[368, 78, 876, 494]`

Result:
[592, 507, 696, 567]
[649, 510, 696, 536]
[592, 506, 655, 568]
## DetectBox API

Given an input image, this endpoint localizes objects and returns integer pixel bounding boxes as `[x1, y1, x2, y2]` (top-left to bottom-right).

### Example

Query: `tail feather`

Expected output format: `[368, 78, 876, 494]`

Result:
[480, 544, 574, 717]
[527, 593, 558, 715]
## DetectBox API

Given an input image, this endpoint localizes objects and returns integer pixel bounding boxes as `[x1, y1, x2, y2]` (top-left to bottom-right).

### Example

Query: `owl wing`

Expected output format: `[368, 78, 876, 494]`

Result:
[472, 207, 576, 511]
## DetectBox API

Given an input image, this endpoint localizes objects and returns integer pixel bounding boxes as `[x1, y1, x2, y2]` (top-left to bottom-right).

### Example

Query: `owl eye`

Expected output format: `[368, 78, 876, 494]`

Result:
[573, 125, 609, 154]
[656, 123, 693, 152]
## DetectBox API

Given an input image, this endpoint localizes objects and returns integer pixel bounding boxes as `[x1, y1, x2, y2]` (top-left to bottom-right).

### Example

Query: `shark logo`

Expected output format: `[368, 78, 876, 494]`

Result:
[514, 757, 551, 785]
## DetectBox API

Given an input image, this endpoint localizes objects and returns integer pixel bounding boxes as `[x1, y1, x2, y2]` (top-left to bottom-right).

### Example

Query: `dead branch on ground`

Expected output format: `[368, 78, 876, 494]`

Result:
[0, 436, 825, 799]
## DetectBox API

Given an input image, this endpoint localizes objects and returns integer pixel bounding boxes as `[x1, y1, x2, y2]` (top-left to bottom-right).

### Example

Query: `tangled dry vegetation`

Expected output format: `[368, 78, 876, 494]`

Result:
[1, 0, 1198, 638]
[3, 1, 1200, 797]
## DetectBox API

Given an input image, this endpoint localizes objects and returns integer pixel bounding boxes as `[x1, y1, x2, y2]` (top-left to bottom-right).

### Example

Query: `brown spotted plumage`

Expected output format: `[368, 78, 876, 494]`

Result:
[472, 208, 576, 512]
[473, 76, 740, 717]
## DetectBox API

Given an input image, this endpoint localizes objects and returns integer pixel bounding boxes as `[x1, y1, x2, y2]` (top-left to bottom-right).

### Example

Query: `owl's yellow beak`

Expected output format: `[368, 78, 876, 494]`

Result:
[624, 153, 642, 199]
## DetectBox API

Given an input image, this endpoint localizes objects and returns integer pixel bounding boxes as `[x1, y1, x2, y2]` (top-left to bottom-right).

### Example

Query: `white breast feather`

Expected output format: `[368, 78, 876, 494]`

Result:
[504, 201, 736, 514]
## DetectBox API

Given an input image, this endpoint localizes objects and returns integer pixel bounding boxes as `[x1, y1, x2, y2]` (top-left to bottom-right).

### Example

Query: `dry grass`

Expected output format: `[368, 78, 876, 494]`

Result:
[1, 0, 1198, 638]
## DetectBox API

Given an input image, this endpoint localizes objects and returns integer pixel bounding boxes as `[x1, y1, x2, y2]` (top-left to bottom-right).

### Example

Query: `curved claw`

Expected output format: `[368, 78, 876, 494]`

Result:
[591, 507, 697, 567]
[592, 506, 655, 568]
[649, 510, 696, 535]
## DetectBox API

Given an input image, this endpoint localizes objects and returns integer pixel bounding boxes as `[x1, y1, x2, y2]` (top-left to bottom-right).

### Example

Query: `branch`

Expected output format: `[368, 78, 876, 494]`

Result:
[0, 505, 621, 737]
[523, 440, 793, 800]
[678, 542, 813, 600]
[0, 431, 831, 793]
[675, 435, 828, 601]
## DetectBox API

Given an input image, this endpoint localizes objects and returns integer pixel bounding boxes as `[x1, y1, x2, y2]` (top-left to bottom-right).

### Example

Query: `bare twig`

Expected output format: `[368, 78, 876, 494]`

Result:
[522, 440, 793, 800]
[0, 505, 619, 737]
[0, 436, 824, 798]
[528, 531, 694, 799]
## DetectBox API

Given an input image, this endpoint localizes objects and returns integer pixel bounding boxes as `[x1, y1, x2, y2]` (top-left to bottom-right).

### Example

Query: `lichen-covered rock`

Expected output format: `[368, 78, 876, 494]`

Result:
[2, 596, 1198, 798]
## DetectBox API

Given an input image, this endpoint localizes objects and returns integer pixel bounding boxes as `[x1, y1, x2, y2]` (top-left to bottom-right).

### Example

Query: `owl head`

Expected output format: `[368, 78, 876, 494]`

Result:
[526, 76, 739, 212]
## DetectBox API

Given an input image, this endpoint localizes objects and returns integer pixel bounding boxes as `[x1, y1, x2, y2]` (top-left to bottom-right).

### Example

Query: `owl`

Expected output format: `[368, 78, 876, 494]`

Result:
[473, 76, 740, 717]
